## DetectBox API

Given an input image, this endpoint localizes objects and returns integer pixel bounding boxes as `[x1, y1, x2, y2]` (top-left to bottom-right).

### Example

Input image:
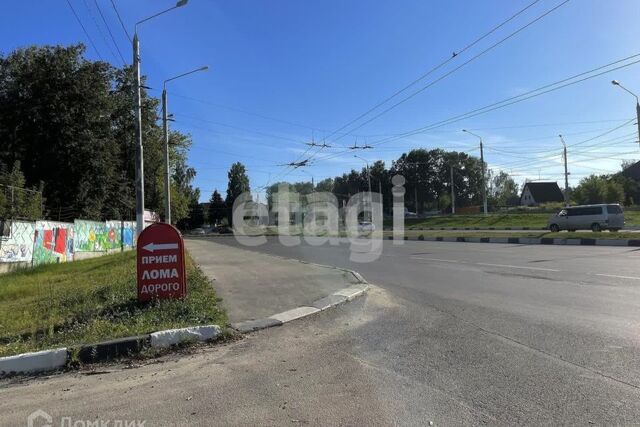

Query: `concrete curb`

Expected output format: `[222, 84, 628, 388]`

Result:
[387, 235, 640, 247]
[150, 325, 221, 348]
[75, 335, 150, 363]
[0, 324, 224, 377]
[385, 226, 543, 231]
[0, 348, 67, 376]
[230, 281, 370, 333]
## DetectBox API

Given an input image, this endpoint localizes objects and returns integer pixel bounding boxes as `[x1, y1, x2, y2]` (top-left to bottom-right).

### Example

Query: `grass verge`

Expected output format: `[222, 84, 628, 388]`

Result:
[0, 251, 226, 357]
[391, 230, 640, 240]
[386, 211, 640, 229]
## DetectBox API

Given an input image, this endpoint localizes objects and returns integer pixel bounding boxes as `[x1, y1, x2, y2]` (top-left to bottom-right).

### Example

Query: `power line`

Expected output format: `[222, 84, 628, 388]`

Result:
[326, 0, 570, 144]
[109, 0, 131, 42]
[93, 0, 127, 65]
[323, 0, 546, 143]
[362, 53, 640, 151]
[65, 0, 104, 60]
[81, 0, 121, 64]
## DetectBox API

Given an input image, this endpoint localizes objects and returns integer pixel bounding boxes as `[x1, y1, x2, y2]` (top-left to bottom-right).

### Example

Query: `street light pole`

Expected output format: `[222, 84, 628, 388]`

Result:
[354, 155, 372, 221]
[559, 134, 570, 207]
[132, 0, 190, 236]
[611, 80, 640, 151]
[162, 66, 208, 224]
[133, 32, 144, 235]
[463, 129, 488, 215]
[450, 164, 456, 214]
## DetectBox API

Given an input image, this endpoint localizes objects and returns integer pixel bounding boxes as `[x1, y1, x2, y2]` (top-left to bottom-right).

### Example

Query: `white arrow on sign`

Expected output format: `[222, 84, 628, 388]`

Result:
[143, 243, 179, 253]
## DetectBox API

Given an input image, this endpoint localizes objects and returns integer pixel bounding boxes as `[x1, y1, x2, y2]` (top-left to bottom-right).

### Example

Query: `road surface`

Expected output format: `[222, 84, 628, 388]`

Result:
[2, 237, 640, 425]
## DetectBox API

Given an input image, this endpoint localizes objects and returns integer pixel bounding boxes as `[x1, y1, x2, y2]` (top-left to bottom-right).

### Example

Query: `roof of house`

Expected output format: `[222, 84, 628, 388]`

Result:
[621, 160, 640, 181]
[521, 182, 564, 203]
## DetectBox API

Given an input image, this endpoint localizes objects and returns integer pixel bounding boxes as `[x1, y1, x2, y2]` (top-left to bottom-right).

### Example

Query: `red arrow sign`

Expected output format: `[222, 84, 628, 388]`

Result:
[136, 223, 186, 301]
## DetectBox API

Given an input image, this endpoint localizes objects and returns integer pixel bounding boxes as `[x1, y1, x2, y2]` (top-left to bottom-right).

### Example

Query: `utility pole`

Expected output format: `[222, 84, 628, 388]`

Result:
[463, 129, 488, 215]
[611, 80, 640, 151]
[132, 0, 190, 235]
[450, 164, 456, 215]
[354, 155, 372, 221]
[480, 141, 487, 215]
[559, 134, 570, 206]
[162, 66, 208, 225]
[162, 89, 170, 224]
[414, 187, 418, 214]
[133, 32, 145, 236]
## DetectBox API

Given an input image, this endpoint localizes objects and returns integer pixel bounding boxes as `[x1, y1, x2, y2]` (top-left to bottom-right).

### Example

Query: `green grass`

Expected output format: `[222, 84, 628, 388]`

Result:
[385, 210, 640, 229]
[0, 251, 226, 357]
[391, 230, 640, 240]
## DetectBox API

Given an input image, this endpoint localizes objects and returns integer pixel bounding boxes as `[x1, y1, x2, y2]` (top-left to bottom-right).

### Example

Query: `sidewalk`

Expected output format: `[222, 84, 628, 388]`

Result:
[185, 238, 362, 323]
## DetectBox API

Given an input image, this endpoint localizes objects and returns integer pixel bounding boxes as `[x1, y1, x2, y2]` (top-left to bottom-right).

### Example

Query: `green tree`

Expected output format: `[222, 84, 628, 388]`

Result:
[572, 175, 625, 204]
[208, 190, 226, 225]
[315, 178, 334, 193]
[0, 44, 199, 223]
[0, 160, 43, 219]
[226, 162, 251, 226]
[491, 171, 519, 206]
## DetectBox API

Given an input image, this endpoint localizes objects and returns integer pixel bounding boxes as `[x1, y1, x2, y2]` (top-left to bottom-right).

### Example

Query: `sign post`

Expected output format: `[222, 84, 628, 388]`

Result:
[136, 223, 186, 302]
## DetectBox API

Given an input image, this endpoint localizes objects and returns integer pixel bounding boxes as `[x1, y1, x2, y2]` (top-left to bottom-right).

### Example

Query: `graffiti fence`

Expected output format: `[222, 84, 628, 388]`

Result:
[0, 218, 136, 267]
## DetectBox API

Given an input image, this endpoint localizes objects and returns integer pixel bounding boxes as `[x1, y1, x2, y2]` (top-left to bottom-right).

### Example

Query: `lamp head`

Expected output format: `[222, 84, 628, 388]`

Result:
[612, 80, 620, 86]
[176, 0, 188, 7]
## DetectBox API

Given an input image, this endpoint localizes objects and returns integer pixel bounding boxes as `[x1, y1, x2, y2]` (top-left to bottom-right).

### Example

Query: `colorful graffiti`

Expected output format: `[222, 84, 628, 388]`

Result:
[106, 220, 136, 249]
[75, 220, 136, 252]
[0, 220, 36, 263]
[0, 218, 137, 269]
[33, 221, 74, 265]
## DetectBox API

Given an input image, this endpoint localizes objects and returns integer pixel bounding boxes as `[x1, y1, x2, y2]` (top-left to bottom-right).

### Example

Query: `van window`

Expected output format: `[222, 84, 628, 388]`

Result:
[568, 206, 602, 216]
[606, 205, 623, 214]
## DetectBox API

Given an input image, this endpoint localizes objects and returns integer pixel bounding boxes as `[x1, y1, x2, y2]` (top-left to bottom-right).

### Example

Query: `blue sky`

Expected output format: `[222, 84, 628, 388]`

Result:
[3, 0, 640, 201]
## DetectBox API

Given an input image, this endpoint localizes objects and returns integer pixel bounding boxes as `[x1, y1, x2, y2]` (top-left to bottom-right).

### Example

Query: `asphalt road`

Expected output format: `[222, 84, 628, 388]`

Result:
[3, 237, 640, 425]
[211, 236, 640, 421]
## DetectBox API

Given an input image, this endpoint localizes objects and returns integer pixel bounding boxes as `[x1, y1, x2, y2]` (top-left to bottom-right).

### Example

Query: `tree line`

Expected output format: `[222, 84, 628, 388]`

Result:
[0, 44, 198, 224]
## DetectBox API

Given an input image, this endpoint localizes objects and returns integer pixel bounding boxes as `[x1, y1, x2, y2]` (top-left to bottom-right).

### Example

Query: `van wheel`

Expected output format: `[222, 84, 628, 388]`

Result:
[610, 228, 620, 233]
[568, 229, 576, 232]
[591, 223, 602, 232]
[550, 224, 560, 232]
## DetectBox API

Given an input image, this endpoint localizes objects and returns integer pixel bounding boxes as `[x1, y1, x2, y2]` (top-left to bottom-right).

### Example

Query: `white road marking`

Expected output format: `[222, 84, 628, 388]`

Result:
[410, 257, 459, 263]
[476, 262, 560, 272]
[595, 273, 640, 280]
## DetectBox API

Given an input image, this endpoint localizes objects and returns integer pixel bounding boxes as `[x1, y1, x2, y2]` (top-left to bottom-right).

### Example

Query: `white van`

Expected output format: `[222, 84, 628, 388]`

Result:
[547, 204, 625, 232]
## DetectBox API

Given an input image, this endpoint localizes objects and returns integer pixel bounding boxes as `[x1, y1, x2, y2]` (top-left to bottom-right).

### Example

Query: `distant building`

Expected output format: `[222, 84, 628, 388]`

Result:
[520, 182, 564, 206]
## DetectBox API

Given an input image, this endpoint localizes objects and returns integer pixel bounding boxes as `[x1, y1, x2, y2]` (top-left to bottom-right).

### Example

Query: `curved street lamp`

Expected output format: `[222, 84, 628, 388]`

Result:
[462, 129, 488, 215]
[162, 66, 209, 224]
[132, 0, 190, 235]
[611, 80, 640, 152]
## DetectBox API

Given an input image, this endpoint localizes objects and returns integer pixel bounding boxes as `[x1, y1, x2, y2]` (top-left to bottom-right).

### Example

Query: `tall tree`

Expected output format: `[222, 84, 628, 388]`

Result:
[573, 175, 624, 204]
[208, 190, 226, 225]
[226, 162, 250, 226]
[491, 171, 519, 206]
[0, 160, 43, 220]
[0, 44, 199, 224]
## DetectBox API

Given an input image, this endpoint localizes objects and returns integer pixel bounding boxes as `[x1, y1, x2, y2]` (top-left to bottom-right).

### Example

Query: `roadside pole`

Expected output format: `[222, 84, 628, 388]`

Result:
[162, 88, 171, 224]
[636, 102, 640, 151]
[463, 129, 488, 215]
[480, 141, 487, 215]
[611, 80, 640, 151]
[450, 164, 456, 214]
[133, 32, 145, 237]
[559, 134, 570, 207]
[132, 0, 191, 236]
[162, 66, 208, 225]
